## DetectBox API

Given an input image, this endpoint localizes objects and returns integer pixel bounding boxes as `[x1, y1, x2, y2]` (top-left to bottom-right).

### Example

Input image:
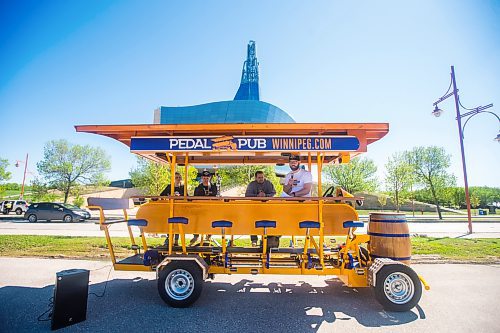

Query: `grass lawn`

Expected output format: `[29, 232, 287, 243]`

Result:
[0, 235, 499, 263]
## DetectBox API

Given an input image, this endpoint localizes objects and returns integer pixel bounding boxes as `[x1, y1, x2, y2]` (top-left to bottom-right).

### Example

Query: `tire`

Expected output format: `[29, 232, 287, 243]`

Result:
[15, 208, 23, 215]
[157, 261, 203, 308]
[63, 215, 73, 223]
[374, 264, 422, 312]
[28, 214, 37, 223]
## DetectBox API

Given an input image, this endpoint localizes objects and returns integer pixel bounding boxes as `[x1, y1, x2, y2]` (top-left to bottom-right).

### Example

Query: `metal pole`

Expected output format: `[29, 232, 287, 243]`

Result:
[451, 66, 473, 233]
[20, 153, 28, 200]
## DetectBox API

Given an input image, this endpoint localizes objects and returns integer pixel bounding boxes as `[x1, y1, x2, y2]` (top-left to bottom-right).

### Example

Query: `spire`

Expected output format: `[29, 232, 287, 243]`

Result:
[234, 40, 260, 100]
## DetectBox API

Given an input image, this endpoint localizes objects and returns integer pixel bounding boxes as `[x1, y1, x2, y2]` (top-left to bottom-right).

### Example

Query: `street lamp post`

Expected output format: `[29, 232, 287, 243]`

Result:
[15, 153, 29, 200]
[432, 66, 499, 234]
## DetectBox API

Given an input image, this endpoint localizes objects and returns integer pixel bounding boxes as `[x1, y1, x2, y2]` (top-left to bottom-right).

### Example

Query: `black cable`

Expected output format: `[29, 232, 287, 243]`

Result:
[88, 265, 113, 298]
[37, 297, 53, 322]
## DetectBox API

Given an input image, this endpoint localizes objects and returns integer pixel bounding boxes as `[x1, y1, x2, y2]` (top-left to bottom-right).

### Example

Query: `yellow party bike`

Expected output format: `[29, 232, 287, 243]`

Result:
[76, 122, 429, 311]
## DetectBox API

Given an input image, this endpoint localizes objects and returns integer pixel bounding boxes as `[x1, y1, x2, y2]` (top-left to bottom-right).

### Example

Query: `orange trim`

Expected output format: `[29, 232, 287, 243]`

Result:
[75, 123, 388, 164]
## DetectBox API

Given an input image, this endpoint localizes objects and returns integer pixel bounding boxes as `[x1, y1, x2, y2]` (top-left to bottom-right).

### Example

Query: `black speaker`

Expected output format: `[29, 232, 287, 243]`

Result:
[51, 269, 89, 330]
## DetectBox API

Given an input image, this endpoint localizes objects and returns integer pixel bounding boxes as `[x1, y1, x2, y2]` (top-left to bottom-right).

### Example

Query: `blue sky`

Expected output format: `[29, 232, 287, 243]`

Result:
[1, 0, 499, 188]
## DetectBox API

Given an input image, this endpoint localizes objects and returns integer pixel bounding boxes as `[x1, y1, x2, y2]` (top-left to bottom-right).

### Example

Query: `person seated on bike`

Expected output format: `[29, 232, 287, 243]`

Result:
[190, 170, 216, 246]
[160, 172, 185, 197]
[269, 155, 312, 249]
[281, 154, 312, 197]
[245, 170, 276, 246]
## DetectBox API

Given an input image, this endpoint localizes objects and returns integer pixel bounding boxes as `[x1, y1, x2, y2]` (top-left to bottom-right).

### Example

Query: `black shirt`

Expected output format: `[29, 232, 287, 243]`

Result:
[194, 183, 217, 196]
[160, 185, 185, 196]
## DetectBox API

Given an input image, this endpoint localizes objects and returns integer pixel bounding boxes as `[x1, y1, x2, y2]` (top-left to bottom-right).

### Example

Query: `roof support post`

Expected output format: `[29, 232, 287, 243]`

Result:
[317, 152, 325, 268]
[168, 154, 177, 255]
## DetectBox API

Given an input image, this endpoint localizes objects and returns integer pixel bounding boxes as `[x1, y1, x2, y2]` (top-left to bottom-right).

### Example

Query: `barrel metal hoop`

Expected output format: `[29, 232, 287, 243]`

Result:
[368, 232, 410, 238]
[369, 219, 407, 223]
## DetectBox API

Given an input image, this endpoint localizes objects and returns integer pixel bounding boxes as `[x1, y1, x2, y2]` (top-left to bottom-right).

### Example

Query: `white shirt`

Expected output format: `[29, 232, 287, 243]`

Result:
[281, 168, 313, 197]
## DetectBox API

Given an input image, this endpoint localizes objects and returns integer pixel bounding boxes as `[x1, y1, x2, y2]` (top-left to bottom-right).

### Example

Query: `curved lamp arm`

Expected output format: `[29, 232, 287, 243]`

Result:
[462, 111, 500, 139]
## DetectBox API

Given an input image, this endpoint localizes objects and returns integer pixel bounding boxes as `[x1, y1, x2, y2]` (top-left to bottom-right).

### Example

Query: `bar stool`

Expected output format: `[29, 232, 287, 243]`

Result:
[168, 217, 188, 254]
[255, 220, 276, 269]
[212, 220, 233, 267]
[343, 221, 364, 268]
[299, 221, 320, 269]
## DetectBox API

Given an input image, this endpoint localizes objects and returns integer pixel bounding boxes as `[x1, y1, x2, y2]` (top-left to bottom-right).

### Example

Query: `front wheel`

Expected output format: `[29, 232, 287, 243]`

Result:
[63, 215, 73, 223]
[28, 214, 37, 223]
[158, 261, 203, 308]
[374, 264, 422, 312]
[15, 208, 23, 215]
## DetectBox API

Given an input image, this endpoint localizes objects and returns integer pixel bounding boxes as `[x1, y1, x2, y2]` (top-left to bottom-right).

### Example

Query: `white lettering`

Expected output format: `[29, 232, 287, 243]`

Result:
[237, 138, 248, 149]
[170, 139, 179, 149]
[257, 139, 266, 149]
[168, 138, 212, 150]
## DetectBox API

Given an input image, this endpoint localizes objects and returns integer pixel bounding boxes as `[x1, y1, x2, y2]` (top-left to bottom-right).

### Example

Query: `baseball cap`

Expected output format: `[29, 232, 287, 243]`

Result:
[201, 170, 211, 177]
[289, 154, 300, 161]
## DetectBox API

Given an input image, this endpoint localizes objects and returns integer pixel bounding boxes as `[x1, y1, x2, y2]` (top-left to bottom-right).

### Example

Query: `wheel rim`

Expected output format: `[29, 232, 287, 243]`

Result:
[29, 215, 36, 222]
[64, 215, 72, 222]
[383, 272, 414, 305]
[165, 269, 195, 301]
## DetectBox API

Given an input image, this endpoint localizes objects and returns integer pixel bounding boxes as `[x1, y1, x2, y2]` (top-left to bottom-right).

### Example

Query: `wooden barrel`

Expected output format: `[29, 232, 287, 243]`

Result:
[368, 213, 411, 265]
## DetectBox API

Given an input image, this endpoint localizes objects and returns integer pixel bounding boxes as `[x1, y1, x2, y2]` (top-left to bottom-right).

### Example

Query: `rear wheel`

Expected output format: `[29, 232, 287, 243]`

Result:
[158, 261, 203, 307]
[28, 214, 37, 223]
[374, 264, 422, 312]
[15, 208, 23, 215]
[63, 215, 73, 223]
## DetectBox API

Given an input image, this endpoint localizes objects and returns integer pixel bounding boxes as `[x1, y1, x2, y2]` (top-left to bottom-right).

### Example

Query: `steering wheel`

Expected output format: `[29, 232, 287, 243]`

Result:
[322, 186, 336, 197]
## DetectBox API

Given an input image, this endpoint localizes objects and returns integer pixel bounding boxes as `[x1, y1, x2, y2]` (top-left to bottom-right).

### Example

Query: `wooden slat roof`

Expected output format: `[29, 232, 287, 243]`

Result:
[75, 123, 389, 165]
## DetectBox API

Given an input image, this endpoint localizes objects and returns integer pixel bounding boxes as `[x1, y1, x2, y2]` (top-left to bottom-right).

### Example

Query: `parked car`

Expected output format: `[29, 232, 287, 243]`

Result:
[24, 202, 91, 223]
[1, 200, 29, 215]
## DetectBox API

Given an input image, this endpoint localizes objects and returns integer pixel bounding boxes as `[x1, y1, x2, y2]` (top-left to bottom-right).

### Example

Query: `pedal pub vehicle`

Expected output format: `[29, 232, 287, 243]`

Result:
[76, 122, 429, 311]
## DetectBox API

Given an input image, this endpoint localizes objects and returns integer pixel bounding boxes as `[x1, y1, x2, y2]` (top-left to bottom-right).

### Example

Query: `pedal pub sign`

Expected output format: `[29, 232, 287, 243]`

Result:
[131, 135, 360, 152]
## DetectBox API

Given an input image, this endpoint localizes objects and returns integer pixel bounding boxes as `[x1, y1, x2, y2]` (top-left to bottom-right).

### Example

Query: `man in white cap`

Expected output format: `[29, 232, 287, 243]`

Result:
[281, 154, 312, 197]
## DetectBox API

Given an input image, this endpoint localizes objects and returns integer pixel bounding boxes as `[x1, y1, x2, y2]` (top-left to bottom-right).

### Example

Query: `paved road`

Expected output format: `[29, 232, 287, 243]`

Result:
[0, 258, 498, 332]
[1, 215, 499, 238]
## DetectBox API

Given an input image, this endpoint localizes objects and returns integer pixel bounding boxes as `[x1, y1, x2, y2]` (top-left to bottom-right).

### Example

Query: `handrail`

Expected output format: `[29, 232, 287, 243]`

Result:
[131, 196, 364, 202]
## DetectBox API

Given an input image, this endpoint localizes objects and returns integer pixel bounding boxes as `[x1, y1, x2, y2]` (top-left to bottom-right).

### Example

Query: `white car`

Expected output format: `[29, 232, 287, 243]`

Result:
[1, 200, 30, 215]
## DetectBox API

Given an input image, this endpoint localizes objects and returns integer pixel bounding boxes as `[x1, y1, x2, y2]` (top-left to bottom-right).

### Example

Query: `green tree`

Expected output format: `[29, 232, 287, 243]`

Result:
[470, 195, 481, 215]
[130, 158, 171, 195]
[322, 157, 378, 194]
[129, 157, 198, 195]
[377, 193, 388, 211]
[29, 177, 61, 202]
[470, 186, 500, 208]
[0, 158, 12, 198]
[29, 177, 48, 202]
[385, 152, 414, 212]
[37, 140, 111, 203]
[406, 146, 455, 219]
[443, 187, 465, 209]
[0, 158, 11, 183]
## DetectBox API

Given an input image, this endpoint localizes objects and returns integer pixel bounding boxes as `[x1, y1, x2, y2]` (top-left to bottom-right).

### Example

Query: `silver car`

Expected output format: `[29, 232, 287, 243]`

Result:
[24, 202, 91, 223]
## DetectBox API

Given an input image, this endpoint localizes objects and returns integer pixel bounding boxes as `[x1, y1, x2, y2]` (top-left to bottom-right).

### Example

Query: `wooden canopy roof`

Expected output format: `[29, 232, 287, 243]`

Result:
[75, 123, 389, 165]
